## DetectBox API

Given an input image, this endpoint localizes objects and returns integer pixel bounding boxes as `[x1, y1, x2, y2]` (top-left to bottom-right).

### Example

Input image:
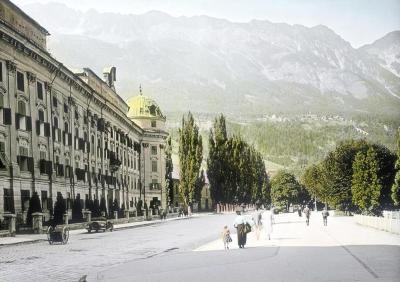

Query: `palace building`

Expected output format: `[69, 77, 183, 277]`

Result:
[0, 0, 168, 224]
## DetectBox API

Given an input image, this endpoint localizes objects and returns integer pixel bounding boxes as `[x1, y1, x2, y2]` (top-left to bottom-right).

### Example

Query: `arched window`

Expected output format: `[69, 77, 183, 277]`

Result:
[17, 100, 26, 115]
[54, 117, 58, 128]
[64, 122, 69, 133]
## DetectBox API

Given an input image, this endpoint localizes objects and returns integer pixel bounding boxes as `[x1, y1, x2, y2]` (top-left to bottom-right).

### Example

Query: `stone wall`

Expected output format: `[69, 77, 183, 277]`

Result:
[354, 214, 400, 235]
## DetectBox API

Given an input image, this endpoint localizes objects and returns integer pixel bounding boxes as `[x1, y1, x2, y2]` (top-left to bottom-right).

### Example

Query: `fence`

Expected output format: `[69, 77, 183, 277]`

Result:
[354, 212, 400, 235]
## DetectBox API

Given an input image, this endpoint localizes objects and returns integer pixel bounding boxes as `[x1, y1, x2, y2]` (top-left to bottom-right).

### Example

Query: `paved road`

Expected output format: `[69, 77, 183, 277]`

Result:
[98, 213, 400, 282]
[1, 213, 399, 282]
[0, 214, 234, 282]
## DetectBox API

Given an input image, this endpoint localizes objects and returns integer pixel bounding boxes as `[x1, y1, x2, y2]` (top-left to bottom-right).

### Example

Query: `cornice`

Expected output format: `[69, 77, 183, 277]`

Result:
[0, 24, 145, 137]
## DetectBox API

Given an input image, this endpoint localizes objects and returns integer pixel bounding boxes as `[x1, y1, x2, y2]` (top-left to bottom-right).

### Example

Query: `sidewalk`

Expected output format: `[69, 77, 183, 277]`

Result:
[195, 212, 400, 251]
[0, 213, 208, 247]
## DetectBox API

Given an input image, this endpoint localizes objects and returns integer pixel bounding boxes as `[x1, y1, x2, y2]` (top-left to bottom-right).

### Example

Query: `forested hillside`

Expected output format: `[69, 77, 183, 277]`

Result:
[229, 114, 399, 175]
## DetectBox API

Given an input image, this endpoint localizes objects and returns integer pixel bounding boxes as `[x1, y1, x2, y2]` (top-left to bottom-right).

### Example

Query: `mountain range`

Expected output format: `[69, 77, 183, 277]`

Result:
[22, 3, 400, 117]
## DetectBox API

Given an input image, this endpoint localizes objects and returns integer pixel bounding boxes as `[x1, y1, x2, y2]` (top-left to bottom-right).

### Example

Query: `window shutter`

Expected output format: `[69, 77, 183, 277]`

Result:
[36, 120, 41, 135]
[52, 127, 56, 141]
[68, 133, 72, 145]
[79, 138, 84, 150]
[15, 114, 20, 129]
[39, 159, 46, 174]
[62, 132, 66, 145]
[44, 123, 50, 137]
[26, 116, 32, 131]
[28, 157, 34, 174]
[46, 161, 53, 175]
[3, 108, 12, 125]
[97, 118, 105, 132]
[87, 142, 90, 152]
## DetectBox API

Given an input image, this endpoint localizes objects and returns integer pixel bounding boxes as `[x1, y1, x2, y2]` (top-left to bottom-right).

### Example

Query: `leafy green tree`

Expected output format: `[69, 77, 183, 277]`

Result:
[53, 192, 66, 225]
[391, 132, 400, 205]
[26, 192, 42, 226]
[165, 136, 174, 206]
[302, 163, 329, 205]
[321, 139, 369, 210]
[271, 170, 302, 211]
[178, 112, 203, 207]
[351, 147, 382, 214]
[371, 143, 397, 209]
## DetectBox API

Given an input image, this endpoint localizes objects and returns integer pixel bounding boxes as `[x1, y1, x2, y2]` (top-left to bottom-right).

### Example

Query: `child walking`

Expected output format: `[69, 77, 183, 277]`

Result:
[222, 225, 232, 250]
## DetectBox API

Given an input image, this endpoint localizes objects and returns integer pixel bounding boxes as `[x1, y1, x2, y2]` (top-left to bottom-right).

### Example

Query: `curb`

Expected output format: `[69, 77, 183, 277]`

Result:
[0, 216, 191, 247]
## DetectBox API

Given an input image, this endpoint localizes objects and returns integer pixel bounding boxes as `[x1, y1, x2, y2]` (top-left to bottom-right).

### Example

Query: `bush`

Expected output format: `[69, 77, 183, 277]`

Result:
[72, 194, 83, 222]
[100, 197, 107, 218]
[53, 193, 66, 225]
[26, 192, 42, 226]
[112, 198, 119, 218]
[92, 199, 101, 218]
[137, 200, 143, 216]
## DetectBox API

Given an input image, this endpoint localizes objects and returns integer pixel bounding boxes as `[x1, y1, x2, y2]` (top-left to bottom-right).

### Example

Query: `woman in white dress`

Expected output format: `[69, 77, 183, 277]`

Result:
[262, 209, 273, 240]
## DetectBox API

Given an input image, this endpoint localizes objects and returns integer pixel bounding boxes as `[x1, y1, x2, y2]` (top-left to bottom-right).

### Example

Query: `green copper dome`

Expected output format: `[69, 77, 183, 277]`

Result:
[127, 93, 165, 120]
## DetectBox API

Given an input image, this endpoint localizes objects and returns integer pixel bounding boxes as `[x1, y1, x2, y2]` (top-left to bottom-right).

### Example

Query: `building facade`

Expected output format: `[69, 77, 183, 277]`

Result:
[0, 0, 168, 225]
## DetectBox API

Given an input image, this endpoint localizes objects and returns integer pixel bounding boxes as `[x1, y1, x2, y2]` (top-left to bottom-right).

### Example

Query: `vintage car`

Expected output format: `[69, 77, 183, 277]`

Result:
[87, 218, 114, 233]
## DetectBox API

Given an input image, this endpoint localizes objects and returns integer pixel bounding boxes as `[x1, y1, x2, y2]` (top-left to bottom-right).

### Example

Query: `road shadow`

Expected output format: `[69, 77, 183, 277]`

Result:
[92, 245, 400, 282]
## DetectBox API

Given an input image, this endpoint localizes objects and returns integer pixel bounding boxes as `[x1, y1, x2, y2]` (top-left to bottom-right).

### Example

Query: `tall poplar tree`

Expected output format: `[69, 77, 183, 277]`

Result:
[207, 115, 227, 204]
[351, 147, 381, 214]
[391, 132, 400, 205]
[178, 112, 203, 208]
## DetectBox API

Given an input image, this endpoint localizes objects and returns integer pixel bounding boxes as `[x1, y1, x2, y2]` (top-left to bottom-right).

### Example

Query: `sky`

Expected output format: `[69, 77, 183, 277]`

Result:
[12, 0, 400, 47]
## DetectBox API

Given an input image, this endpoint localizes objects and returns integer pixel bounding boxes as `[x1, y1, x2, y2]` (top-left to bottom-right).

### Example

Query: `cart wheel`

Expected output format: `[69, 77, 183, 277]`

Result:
[62, 226, 69, 244]
[47, 226, 54, 245]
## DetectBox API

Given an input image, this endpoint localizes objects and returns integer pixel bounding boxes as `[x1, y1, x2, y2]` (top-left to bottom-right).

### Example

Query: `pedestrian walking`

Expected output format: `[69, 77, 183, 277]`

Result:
[303, 206, 311, 226]
[297, 207, 302, 217]
[262, 209, 273, 240]
[252, 206, 263, 240]
[322, 208, 329, 226]
[270, 206, 275, 224]
[221, 225, 232, 250]
[234, 210, 246, 248]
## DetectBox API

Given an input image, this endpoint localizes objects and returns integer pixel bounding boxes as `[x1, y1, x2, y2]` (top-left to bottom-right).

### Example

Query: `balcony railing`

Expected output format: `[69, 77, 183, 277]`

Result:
[149, 183, 161, 190]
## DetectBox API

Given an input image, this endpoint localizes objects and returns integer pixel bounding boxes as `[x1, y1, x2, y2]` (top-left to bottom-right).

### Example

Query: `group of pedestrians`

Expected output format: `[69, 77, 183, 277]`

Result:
[301, 206, 330, 226]
[222, 205, 274, 250]
[223, 205, 331, 249]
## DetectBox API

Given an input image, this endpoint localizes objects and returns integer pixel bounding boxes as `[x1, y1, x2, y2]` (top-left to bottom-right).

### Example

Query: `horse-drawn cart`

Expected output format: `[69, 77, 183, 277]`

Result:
[47, 225, 69, 244]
